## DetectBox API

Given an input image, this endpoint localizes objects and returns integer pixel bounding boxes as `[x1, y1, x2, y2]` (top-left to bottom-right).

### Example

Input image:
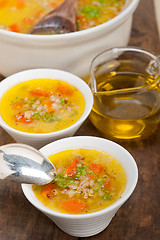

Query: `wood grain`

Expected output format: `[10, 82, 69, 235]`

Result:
[0, 0, 160, 239]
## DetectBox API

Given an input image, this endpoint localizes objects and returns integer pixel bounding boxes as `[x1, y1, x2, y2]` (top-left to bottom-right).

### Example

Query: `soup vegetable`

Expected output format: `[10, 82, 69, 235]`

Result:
[33, 149, 127, 214]
[0, 0, 126, 34]
[0, 78, 85, 133]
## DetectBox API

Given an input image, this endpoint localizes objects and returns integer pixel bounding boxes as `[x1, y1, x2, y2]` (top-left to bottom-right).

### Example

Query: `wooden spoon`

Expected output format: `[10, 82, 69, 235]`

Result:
[31, 0, 78, 35]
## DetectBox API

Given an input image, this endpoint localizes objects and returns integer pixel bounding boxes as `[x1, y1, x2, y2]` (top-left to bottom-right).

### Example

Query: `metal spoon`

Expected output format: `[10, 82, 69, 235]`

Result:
[0, 143, 56, 185]
[31, 0, 78, 35]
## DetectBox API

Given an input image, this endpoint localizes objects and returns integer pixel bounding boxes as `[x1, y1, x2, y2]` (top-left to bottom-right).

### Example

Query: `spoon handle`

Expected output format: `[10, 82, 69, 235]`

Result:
[31, 0, 78, 34]
[0, 149, 15, 180]
[0, 144, 56, 184]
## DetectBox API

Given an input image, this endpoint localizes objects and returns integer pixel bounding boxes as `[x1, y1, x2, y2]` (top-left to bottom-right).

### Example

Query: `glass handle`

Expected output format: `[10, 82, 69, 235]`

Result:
[146, 57, 160, 77]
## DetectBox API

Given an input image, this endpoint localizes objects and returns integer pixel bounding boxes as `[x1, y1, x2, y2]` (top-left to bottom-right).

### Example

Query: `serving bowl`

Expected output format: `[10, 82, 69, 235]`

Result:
[0, 69, 93, 149]
[0, 0, 139, 78]
[22, 136, 138, 237]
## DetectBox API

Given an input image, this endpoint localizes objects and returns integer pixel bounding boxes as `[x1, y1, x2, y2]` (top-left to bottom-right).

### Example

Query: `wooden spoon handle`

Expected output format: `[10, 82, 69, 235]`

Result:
[31, 0, 78, 34]
[49, 0, 78, 20]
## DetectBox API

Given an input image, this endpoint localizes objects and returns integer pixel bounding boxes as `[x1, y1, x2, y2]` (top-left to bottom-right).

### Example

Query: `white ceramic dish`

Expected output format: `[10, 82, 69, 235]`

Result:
[0, 0, 140, 78]
[0, 69, 93, 149]
[22, 136, 138, 237]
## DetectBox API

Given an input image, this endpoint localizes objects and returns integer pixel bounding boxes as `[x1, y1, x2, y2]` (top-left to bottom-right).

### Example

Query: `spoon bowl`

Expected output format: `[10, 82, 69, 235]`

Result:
[0, 143, 56, 185]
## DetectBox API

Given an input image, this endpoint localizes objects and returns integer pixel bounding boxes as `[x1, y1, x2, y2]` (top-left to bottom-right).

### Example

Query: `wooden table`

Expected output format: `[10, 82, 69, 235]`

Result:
[0, 0, 160, 239]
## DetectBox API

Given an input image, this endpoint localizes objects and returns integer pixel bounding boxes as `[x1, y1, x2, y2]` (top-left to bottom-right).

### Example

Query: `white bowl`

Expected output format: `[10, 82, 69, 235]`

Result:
[0, 0, 139, 78]
[0, 69, 93, 149]
[22, 136, 138, 237]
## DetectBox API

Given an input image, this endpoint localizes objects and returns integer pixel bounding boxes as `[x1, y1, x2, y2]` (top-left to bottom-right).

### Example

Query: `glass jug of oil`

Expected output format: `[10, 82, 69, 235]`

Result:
[89, 47, 160, 140]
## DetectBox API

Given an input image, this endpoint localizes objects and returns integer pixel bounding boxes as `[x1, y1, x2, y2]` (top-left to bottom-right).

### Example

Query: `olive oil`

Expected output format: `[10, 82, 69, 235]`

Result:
[90, 72, 160, 139]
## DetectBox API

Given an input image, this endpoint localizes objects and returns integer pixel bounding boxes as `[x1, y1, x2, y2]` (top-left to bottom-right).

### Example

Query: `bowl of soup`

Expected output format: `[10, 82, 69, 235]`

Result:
[0, 0, 140, 78]
[0, 69, 93, 148]
[22, 136, 138, 237]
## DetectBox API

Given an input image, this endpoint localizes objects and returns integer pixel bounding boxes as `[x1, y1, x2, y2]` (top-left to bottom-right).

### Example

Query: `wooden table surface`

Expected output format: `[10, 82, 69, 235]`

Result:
[0, 0, 160, 239]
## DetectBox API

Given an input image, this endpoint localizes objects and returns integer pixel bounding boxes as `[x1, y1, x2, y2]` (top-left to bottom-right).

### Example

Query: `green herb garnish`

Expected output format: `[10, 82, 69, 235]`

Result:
[104, 192, 112, 200]
[42, 112, 56, 122]
[93, 186, 99, 191]
[79, 5, 100, 19]
[77, 165, 87, 176]
[53, 174, 75, 188]
[34, 111, 40, 120]
[60, 98, 65, 105]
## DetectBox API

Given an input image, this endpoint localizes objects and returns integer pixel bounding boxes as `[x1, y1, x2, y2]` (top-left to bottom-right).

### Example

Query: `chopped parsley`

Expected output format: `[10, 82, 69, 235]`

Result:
[79, 5, 101, 19]
[53, 174, 75, 188]
[60, 98, 65, 105]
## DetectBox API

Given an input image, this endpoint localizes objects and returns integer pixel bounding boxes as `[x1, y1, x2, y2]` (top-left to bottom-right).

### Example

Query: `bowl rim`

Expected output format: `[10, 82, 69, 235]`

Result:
[22, 136, 138, 220]
[0, 68, 93, 137]
[0, 0, 140, 40]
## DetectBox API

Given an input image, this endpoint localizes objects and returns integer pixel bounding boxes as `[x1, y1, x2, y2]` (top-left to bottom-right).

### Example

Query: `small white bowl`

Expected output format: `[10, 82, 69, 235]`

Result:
[22, 136, 138, 237]
[0, 69, 93, 149]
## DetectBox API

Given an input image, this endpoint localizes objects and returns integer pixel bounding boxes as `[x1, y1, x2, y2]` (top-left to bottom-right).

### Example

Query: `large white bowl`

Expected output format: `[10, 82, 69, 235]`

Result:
[22, 136, 138, 237]
[0, 0, 139, 78]
[0, 69, 93, 149]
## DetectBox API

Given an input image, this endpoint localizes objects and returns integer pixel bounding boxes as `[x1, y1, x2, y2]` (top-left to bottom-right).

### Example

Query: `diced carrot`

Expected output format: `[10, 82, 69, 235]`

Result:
[56, 85, 73, 96]
[89, 163, 104, 175]
[0, 0, 7, 8]
[104, 180, 111, 190]
[51, 2, 58, 8]
[13, 102, 21, 110]
[16, 0, 25, 9]
[111, 13, 116, 18]
[23, 17, 33, 25]
[88, 174, 95, 180]
[15, 112, 32, 124]
[42, 100, 54, 112]
[77, 16, 88, 29]
[60, 199, 88, 212]
[65, 158, 78, 177]
[9, 24, 20, 33]
[41, 183, 56, 198]
[34, 9, 43, 18]
[30, 89, 51, 97]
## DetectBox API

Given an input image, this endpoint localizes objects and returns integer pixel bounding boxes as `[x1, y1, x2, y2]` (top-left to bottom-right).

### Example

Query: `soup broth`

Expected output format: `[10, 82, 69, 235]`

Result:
[0, 78, 85, 133]
[33, 149, 127, 214]
[0, 0, 126, 34]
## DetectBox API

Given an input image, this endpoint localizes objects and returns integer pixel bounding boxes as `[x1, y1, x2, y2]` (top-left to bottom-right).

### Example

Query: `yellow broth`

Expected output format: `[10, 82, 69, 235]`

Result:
[33, 149, 127, 214]
[0, 0, 125, 34]
[0, 78, 85, 133]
